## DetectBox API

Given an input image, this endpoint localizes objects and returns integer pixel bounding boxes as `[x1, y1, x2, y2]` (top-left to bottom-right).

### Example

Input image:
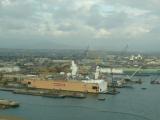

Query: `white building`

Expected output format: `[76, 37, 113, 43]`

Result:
[0, 66, 20, 73]
[100, 68, 123, 74]
[130, 54, 143, 61]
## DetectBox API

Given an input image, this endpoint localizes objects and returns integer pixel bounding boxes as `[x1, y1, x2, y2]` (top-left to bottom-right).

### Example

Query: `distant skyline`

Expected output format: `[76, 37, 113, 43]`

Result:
[0, 0, 160, 52]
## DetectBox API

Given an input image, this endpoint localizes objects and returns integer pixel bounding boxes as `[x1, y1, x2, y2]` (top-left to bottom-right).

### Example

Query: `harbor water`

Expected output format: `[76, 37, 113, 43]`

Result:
[0, 76, 160, 120]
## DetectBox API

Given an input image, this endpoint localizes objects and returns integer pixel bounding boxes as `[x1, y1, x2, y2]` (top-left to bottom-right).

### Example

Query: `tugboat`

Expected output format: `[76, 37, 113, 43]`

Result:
[97, 96, 106, 101]
[150, 80, 160, 84]
[150, 75, 160, 84]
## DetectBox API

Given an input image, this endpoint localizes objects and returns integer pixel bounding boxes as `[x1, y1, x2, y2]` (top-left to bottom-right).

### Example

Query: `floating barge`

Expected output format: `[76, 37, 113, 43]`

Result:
[65, 93, 86, 99]
[42, 94, 65, 98]
[0, 99, 19, 109]
[12, 88, 87, 99]
[13, 89, 44, 96]
[43, 93, 86, 99]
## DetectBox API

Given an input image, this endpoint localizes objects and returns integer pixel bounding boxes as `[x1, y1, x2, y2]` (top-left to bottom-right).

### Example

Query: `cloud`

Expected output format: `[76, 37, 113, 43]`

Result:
[0, 0, 159, 52]
[1, 0, 11, 7]
[95, 28, 111, 38]
[124, 24, 151, 37]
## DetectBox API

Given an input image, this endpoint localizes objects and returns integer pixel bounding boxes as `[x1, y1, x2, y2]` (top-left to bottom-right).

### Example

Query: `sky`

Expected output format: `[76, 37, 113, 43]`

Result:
[0, 0, 160, 52]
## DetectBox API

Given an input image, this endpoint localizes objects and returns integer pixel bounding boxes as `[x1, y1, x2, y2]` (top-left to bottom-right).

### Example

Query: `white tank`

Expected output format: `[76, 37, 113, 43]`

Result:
[95, 66, 100, 79]
[70, 61, 78, 79]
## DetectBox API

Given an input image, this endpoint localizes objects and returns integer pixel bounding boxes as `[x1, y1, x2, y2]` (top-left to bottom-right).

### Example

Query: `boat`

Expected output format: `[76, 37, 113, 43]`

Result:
[97, 97, 106, 101]
[123, 85, 134, 89]
[107, 90, 120, 95]
[42, 94, 65, 98]
[141, 88, 147, 90]
[66, 93, 86, 99]
[13, 89, 43, 96]
[0, 99, 19, 109]
[150, 80, 160, 84]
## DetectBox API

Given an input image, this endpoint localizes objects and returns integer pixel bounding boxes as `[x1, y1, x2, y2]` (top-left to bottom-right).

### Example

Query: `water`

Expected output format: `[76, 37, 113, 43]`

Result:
[0, 76, 160, 120]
